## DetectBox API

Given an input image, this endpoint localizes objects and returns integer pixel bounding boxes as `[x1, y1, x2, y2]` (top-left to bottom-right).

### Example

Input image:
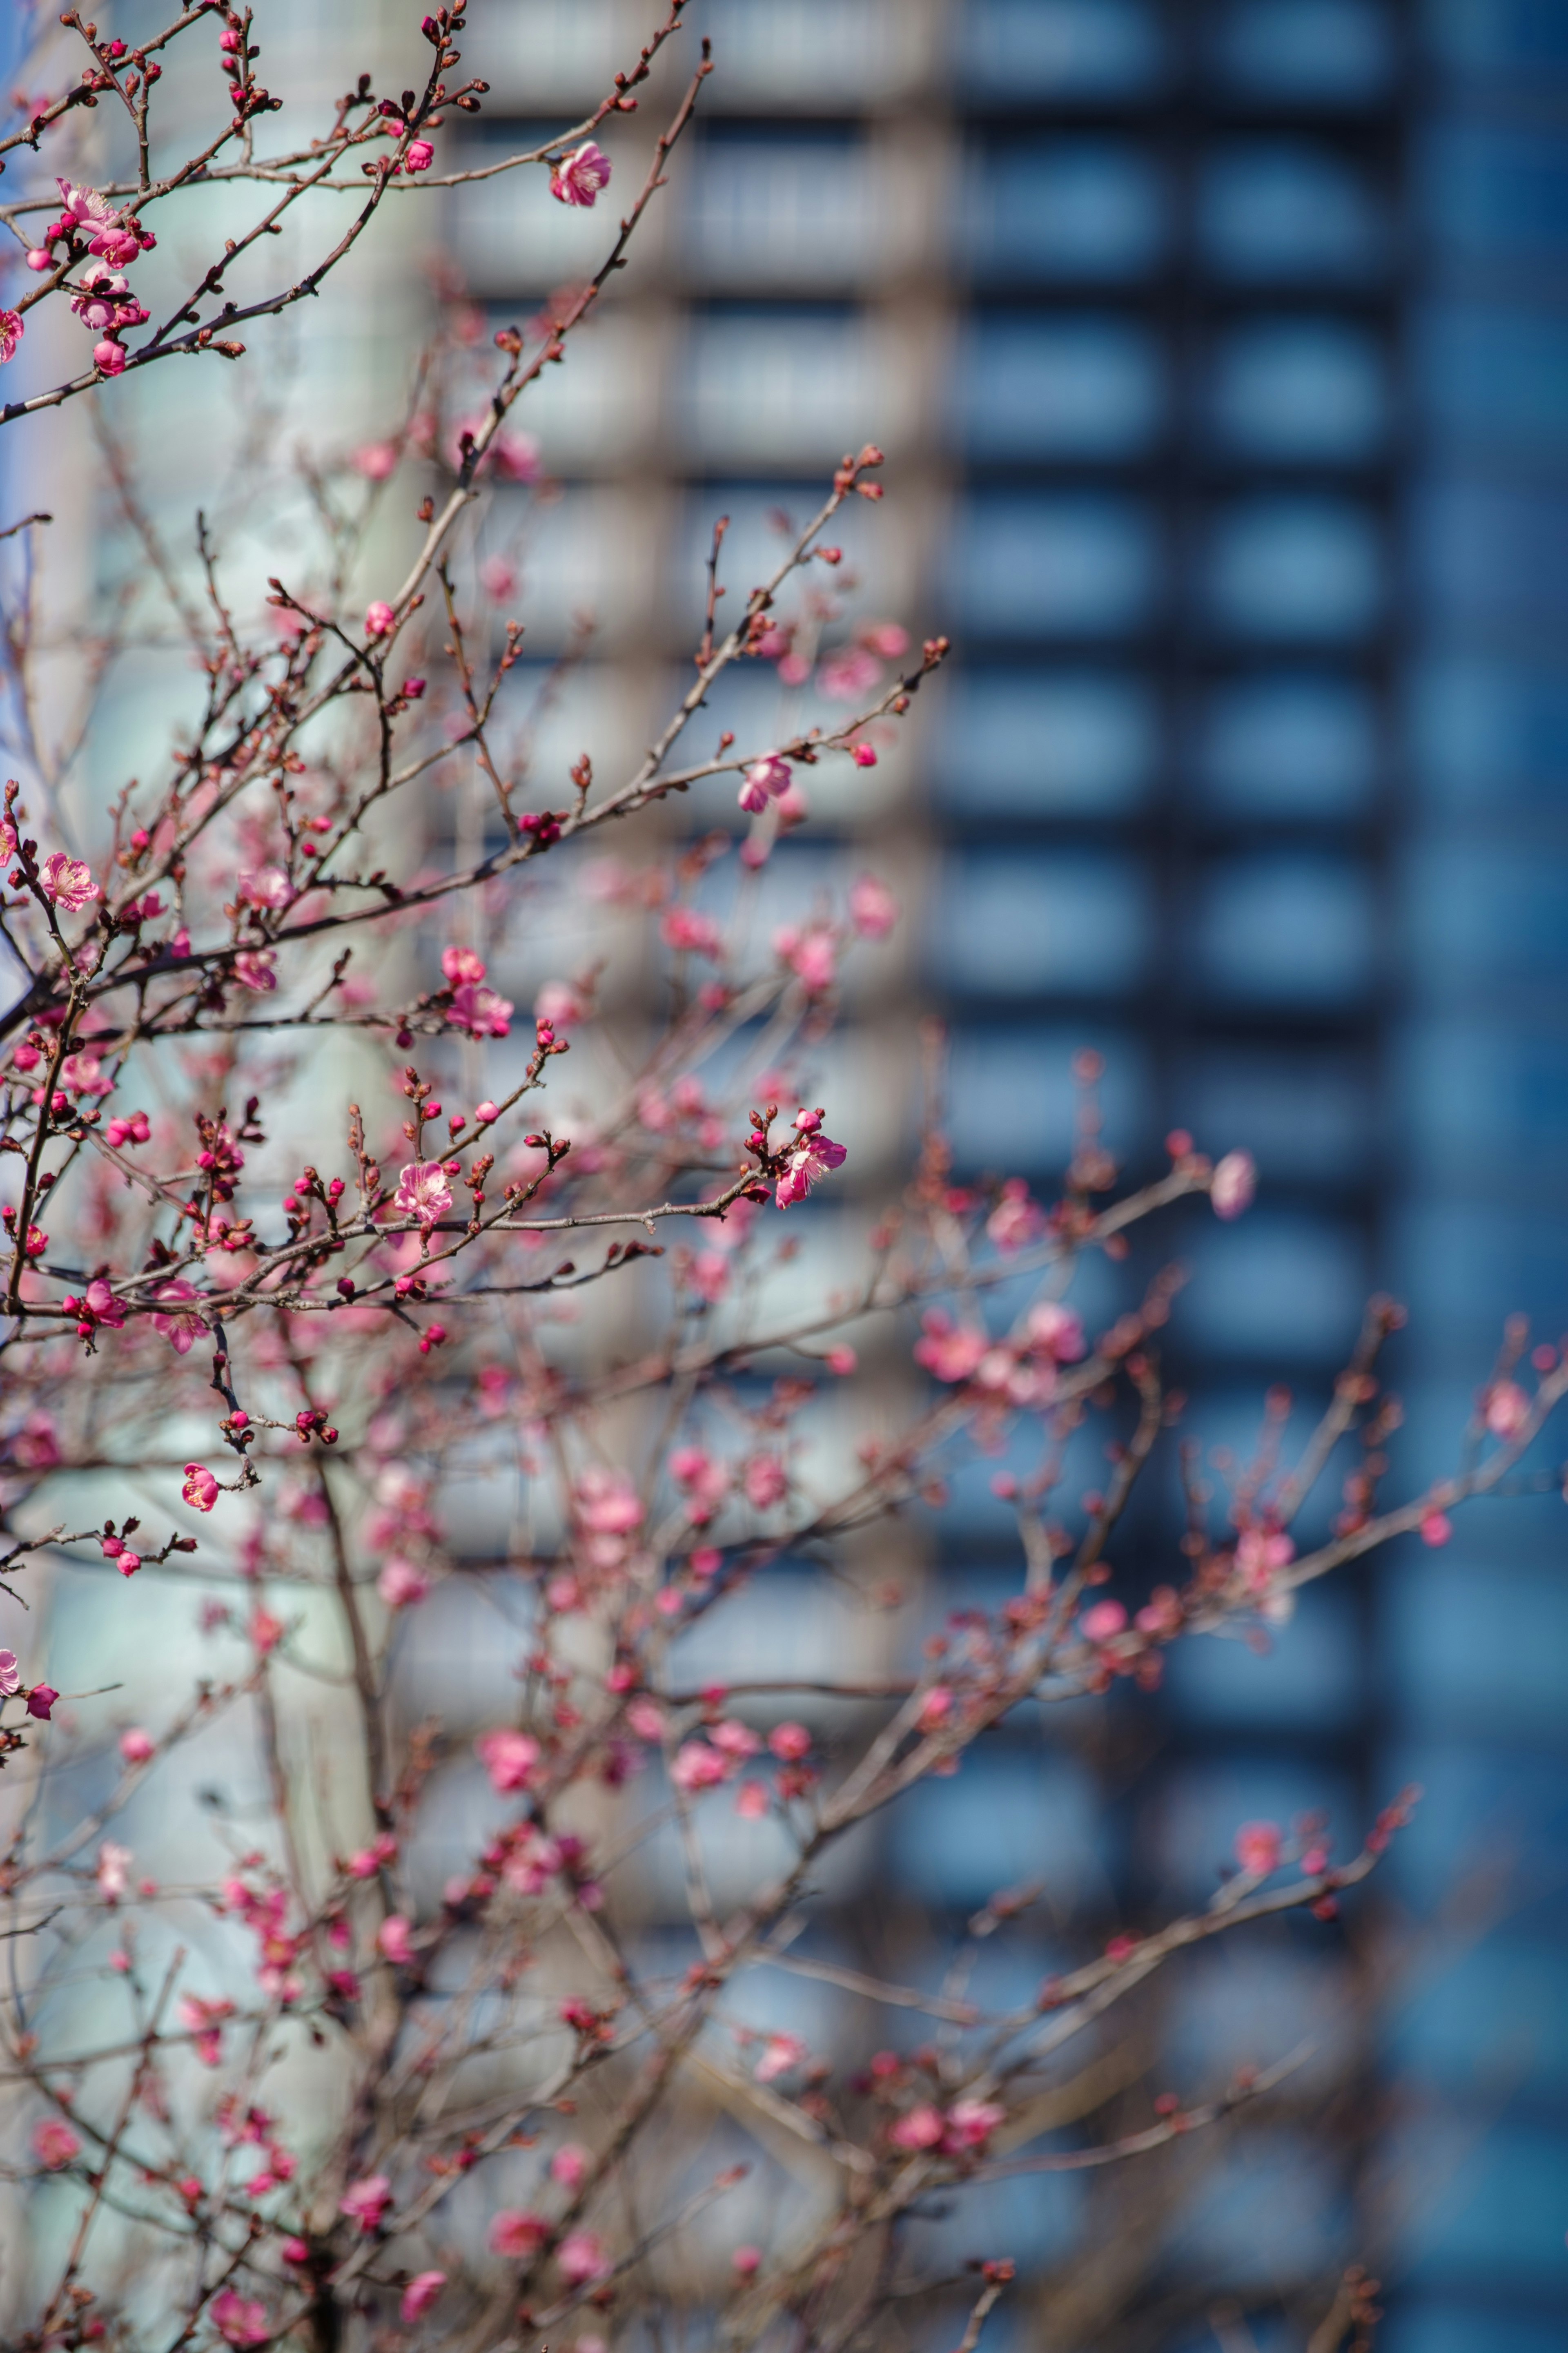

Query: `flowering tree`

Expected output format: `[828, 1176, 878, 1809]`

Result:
[0, 6, 1558, 2350]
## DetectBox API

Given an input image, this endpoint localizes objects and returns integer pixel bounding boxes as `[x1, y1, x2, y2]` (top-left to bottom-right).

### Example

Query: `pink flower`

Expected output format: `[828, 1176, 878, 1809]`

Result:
[1027, 1301, 1086, 1361]
[401, 2272, 447, 2322]
[442, 944, 488, 986]
[710, 1717, 761, 1759]
[550, 2141, 590, 2190]
[238, 865, 291, 909]
[671, 1740, 728, 1793]
[490, 428, 541, 482]
[0, 311, 22, 365]
[753, 2033, 804, 2084]
[377, 1914, 415, 1965]
[743, 1455, 787, 1510]
[817, 645, 882, 703]
[394, 1161, 453, 1228]
[913, 1311, 987, 1383]
[556, 2229, 612, 2285]
[488, 2208, 548, 2258]
[575, 1470, 644, 1534]
[1236, 1526, 1294, 1596]
[479, 553, 517, 601]
[1080, 1600, 1127, 1644]
[735, 1780, 769, 1818]
[775, 1115, 847, 1209]
[1485, 1381, 1529, 1439]
[211, 2290, 270, 2347]
[1420, 1509, 1452, 1547]
[662, 906, 723, 959]
[94, 337, 127, 376]
[917, 1686, 952, 1732]
[378, 1557, 430, 1608]
[182, 1463, 219, 1512]
[476, 1726, 541, 1792]
[733, 2244, 762, 2277]
[769, 1721, 811, 1762]
[119, 1726, 154, 1762]
[153, 1280, 208, 1354]
[848, 872, 898, 938]
[1211, 1150, 1256, 1219]
[535, 979, 583, 1028]
[450, 980, 514, 1038]
[179, 1993, 235, 2066]
[32, 2115, 80, 2169]
[97, 1840, 132, 1902]
[738, 752, 791, 814]
[232, 949, 276, 992]
[365, 599, 396, 637]
[1234, 1820, 1282, 1877]
[38, 851, 100, 912]
[0, 1649, 20, 1696]
[352, 439, 399, 480]
[339, 2172, 392, 2233]
[249, 1604, 283, 1654]
[669, 1445, 727, 1524]
[405, 138, 434, 172]
[83, 1278, 124, 1327]
[889, 2103, 944, 2151]
[26, 1682, 57, 1720]
[944, 2098, 1005, 2150]
[550, 141, 612, 208]
[775, 925, 836, 994]
[863, 621, 909, 659]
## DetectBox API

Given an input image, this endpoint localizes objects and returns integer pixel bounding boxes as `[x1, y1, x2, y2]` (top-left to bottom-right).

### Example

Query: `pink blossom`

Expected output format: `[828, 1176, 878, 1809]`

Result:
[753, 2032, 804, 2083]
[1027, 1301, 1087, 1361]
[662, 906, 723, 959]
[377, 1914, 415, 1965]
[768, 1721, 811, 1762]
[735, 1780, 769, 1818]
[238, 866, 291, 909]
[394, 1160, 453, 1227]
[776, 925, 837, 994]
[863, 621, 910, 659]
[889, 2103, 945, 2151]
[32, 2115, 80, 2170]
[232, 949, 276, 992]
[710, 1717, 761, 1759]
[918, 1687, 952, 1732]
[848, 873, 898, 938]
[774, 1115, 847, 1209]
[60, 1051, 112, 1098]
[365, 599, 396, 637]
[576, 1469, 644, 1533]
[378, 1556, 430, 1609]
[153, 1280, 208, 1354]
[24, 1685, 56, 1723]
[0, 1649, 20, 1696]
[671, 1740, 728, 1793]
[987, 1180, 1042, 1251]
[669, 1445, 727, 1523]
[0, 312, 22, 365]
[944, 2098, 1005, 2150]
[1234, 1820, 1282, 1877]
[441, 944, 487, 985]
[1080, 1600, 1127, 1644]
[94, 337, 127, 376]
[733, 2245, 762, 2276]
[38, 851, 100, 912]
[249, 1605, 283, 1654]
[339, 2172, 392, 2233]
[211, 2291, 270, 2348]
[1485, 1381, 1529, 1439]
[1210, 1150, 1256, 1219]
[352, 439, 399, 480]
[119, 1726, 154, 1763]
[450, 980, 514, 1038]
[479, 553, 517, 601]
[743, 1455, 787, 1510]
[476, 1726, 541, 1793]
[738, 753, 791, 814]
[550, 141, 612, 208]
[83, 1278, 125, 1327]
[491, 428, 541, 482]
[1420, 1509, 1452, 1547]
[179, 1993, 235, 2065]
[401, 2272, 447, 2322]
[550, 2141, 590, 2190]
[105, 1109, 151, 1149]
[913, 1311, 987, 1383]
[488, 2208, 548, 2257]
[182, 1463, 219, 1512]
[535, 979, 584, 1028]
[405, 138, 435, 172]
[97, 1840, 132, 1902]
[556, 2229, 612, 2284]
[818, 645, 882, 702]
[1236, 1526, 1294, 1596]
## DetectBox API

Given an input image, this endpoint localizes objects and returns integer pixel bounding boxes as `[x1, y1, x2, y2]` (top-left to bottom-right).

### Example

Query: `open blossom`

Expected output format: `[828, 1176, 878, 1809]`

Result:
[944, 2097, 1005, 2150]
[378, 1556, 430, 1609]
[557, 2229, 612, 2284]
[1210, 1149, 1256, 1219]
[671, 1740, 728, 1793]
[0, 312, 22, 365]
[1234, 1820, 1283, 1876]
[476, 1726, 540, 1793]
[179, 1992, 236, 2065]
[153, 1279, 207, 1354]
[97, 1841, 132, 1902]
[743, 1454, 788, 1510]
[669, 1445, 727, 1523]
[0, 1648, 19, 1695]
[550, 141, 611, 207]
[889, 2103, 945, 2151]
[754, 2032, 805, 2083]
[535, 978, 583, 1028]
[38, 851, 100, 912]
[339, 2172, 392, 2233]
[364, 599, 396, 636]
[32, 2115, 80, 2170]
[238, 865, 291, 909]
[211, 2291, 269, 2348]
[450, 979, 514, 1037]
[576, 1469, 643, 1534]
[849, 872, 898, 937]
[377, 1914, 415, 1965]
[182, 1463, 220, 1512]
[394, 1160, 453, 1227]
[775, 924, 836, 993]
[662, 905, 723, 958]
[738, 752, 791, 814]
[775, 1111, 847, 1209]
[232, 948, 276, 992]
[489, 2209, 548, 2258]
[913, 1310, 988, 1383]
[401, 2273, 446, 2322]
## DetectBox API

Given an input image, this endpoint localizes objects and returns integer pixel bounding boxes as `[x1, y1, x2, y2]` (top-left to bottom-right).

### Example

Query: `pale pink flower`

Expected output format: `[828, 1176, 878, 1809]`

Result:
[441, 943, 487, 985]
[669, 1445, 727, 1524]
[848, 872, 898, 938]
[249, 1605, 283, 1654]
[211, 2290, 270, 2347]
[862, 621, 910, 659]
[889, 2103, 944, 2151]
[753, 2033, 804, 2084]
[556, 2229, 612, 2285]
[182, 1463, 219, 1512]
[238, 865, 291, 909]
[1236, 1526, 1294, 1595]
[0, 311, 22, 366]
[550, 2141, 590, 2190]
[394, 1161, 453, 1227]
[119, 1726, 154, 1763]
[818, 645, 881, 702]
[670, 1740, 728, 1793]
[55, 178, 116, 233]
[378, 1556, 430, 1609]
[69, 261, 138, 331]
[97, 1840, 132, 1902]
[775, 1113, 847, 1209]
[488, 2208, 547, 2257]
[60, 1050, 112, 1097]
[913, 1311, 987, 1383]
[179, 1993, 235, 2065]
[0, 1648, 19, 1696]
[32, 2115, 80, 2170]
[710, 1718, 761, 1759]
[1080, 1600, 1127, 1644]
[339, 2172, 392, 2233]
[364, 599, 396, 637]
[377, 1914, 415, 1965]
[401, 2272, 447, 2321]
[1234, 1820, 1282, 1877]
[475, 1726, 540, 1793]
[1210, 1150, 1256, 1219]
[1485, 1381, 1529, 1439]
[232, 948, 276, 992]
[738, 752, 791, 814]
[735, 1780, 769, 1818]
[575, 1469, 643, 1534]
[769, 1721, 811, 1762]
[775, 925, 836, 993]
[550, 141, 611, 208]
[1420, 1509, 1452, 1546]
[479, 553, 517, 601]
[39, 851, 100, 912]
[1027, 1300, 1086, 1361]
[662, 906, 723, 958]
[733, 2244, 762, 2276]
[987, 1180, 1043, 1251]
[153, 1279, 207, 1354]
[743, 1455, 787, 1510]
[352, 439, 399, 480]
[535, 979, 584, 1028]
[450, 980, 514, 1037]
[944, 2098, 1005, 2150]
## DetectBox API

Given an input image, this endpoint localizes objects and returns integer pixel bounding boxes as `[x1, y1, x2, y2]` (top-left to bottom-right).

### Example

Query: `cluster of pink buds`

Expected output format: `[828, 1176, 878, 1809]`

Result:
[28, 181, 156, 377]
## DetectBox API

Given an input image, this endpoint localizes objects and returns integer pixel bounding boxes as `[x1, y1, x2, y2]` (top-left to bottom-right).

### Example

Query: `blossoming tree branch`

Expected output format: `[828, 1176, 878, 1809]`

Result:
[0, 5, 1557, 2350]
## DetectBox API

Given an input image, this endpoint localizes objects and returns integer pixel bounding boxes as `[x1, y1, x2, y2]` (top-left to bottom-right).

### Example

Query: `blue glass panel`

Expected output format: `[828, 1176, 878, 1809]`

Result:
[1194, 854, 1378, 1007]
[1418, 303, 1568, 459]
[943, 1024, 1152, 1172]
[1172, 2131, 1349, 2285]
[1425, 0, 1568, 75]
[1206, 497, 1386, 640]
[1377, 1740, 1568, 1921]
[1383, 2307, 1568, 2353]
[1180, 1212, 1369, 1362]
[1382, 1553, 1568, 1739]
[1408, 656, 1568, 812]
[1391, 1203, 1568, 1360]
[932, 671, 1157, 815]
[1208, 319, 1389, 460]
[888, 1751, 1105, 1907]
[1403, 842, 1568, 991]
[1393, 1023, 1568, 1179]
[954, 315, 1165, 459]
[1164, 1583, 1365, 1730]
[958, 0, 1166, 99]
[1179, 1048, 1374, 1183]
[1201, 143, 1389, 280]
[1384, 2117, 1568, 2292]
[933, 850, 1152, 997]
[963, 142, 1168, 281]
[1415, 479, 1568, 634]
[1198, 674, 1379, 815]
[1421, 123, 1568, 267]
[948, 493, 1161, 637]
[1210, 0, 1396, 100]
[1388, 1938, 1568, 2098]
[1147, 1757, 1360, 1905]
[1167, 1947, 1359, 2088]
